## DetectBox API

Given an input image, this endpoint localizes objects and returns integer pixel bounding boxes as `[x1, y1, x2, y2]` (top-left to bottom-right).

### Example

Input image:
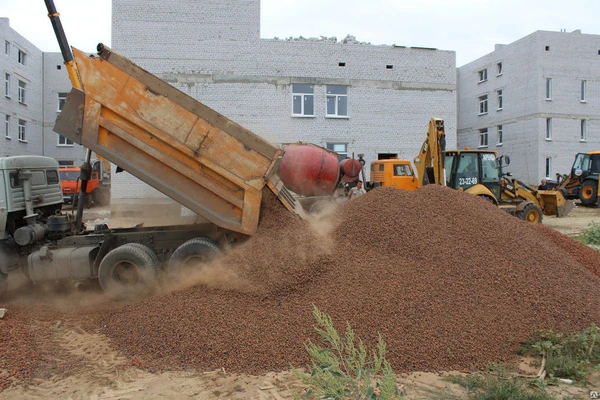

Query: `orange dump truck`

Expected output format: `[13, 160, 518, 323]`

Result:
[59, 160, 110, 207]
[0, 1, 357, 299]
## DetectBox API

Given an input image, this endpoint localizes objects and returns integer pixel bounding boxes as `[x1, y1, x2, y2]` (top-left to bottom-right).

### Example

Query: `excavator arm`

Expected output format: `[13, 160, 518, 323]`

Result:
[413, 118, 446, 186]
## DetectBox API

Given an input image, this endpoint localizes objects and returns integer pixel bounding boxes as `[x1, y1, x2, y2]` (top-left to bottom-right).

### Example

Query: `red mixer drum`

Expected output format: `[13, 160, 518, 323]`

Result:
[339, 158, 362, 183]
[278, 144, 340, 196]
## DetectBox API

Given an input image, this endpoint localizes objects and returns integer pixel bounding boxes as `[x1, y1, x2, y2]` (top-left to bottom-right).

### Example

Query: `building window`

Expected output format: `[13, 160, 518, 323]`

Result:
[5, 115, 9, 139]
[478, 95, 488, 115]
[545, 118, 552, 140]
[18, 119, 26, 142]
[18, 49, 26, 65]
[326, 85, 348, 117]
[496, 62, 503, 76]
[497, 125, 503, 145]
[545, 78, 552, 100]
[292, 84, 314, 116]
[58, 92, 68, 112]
[58, 135, 73, 146]
[478, 68, 488, 82]
[581, 119, 587, 141]
[326, 143, 348, 162]
[545, 157, 551, 178]
[581, 80, 586, 102]
[497, 90, 503, 110]
[4, 41, 9, 56]
[18, 80, 26, 104]
[479, 128, 488, 147]
[4, 73, 9, 98]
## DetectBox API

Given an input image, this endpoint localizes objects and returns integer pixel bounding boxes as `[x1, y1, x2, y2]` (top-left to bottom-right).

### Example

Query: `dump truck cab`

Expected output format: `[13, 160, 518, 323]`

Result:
[0, 156, 64, 275]
[59, 160, 110, 207]
[366, 159, 419, 192]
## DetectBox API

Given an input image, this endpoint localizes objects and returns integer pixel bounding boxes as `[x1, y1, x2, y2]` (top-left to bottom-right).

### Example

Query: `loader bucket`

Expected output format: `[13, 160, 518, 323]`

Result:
[537, 190, 574, 218]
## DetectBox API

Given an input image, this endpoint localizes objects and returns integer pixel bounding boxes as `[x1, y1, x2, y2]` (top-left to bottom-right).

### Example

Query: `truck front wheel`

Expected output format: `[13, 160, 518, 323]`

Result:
[168, 237, 221, 279]
[579, 180, 598, 206]
[98, 244, 159, 299]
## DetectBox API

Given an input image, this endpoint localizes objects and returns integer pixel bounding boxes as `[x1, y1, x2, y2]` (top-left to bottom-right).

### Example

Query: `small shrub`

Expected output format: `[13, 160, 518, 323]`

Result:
[292, 305, 401, 399]
[445, 374, 554, 400]
[520, 324, 600, 383]
[578, 221, 600, 245]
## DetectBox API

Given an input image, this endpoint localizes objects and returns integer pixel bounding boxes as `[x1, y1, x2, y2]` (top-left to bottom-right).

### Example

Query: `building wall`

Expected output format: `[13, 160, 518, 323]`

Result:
[110, 0, 457, 215]
[1, 17, 43, 157]
[458, 30, 600, 185]
[0, 18, 85, 165]
[42, 52, 87, 166]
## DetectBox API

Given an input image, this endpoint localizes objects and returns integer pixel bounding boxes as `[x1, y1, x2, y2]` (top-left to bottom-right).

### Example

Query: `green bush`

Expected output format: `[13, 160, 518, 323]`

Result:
[578, 221, 600, 245]
[292, 305, 401, 399]
[445, 374, 554, 400]
[520, 324, 600, 383]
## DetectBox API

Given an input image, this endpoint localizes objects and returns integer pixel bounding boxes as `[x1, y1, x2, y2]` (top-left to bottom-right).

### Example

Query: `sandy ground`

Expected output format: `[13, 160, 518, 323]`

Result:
[1, 202, 600, 399]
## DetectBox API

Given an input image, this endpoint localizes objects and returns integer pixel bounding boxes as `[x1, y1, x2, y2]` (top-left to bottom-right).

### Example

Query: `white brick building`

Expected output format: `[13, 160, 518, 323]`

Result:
[457, 30, 600, 185]
[1, 18, 85, 165]
[109, 0, 457, 216]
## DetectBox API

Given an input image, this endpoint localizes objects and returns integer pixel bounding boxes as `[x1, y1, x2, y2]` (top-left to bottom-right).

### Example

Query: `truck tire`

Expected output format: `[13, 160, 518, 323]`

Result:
[578, 180, 598, 206]
[125, 243, 161, 267]
[517, 203, 543, 224]
[168, 237, 221, 279]
[98, 244, 159, 298]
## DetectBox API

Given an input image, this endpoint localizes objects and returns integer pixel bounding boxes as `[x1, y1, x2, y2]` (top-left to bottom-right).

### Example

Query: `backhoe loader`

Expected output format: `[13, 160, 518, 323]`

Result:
[553, 152, 600, 206]
[413, 119, 572, 223]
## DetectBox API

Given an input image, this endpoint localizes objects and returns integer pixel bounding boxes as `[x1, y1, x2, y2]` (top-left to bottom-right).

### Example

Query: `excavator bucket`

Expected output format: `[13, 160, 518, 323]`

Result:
[537, 190, 574, 218]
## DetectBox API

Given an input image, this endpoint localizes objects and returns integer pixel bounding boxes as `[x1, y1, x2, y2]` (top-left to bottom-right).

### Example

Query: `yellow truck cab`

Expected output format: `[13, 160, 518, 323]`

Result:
[365, 159, 419, 191]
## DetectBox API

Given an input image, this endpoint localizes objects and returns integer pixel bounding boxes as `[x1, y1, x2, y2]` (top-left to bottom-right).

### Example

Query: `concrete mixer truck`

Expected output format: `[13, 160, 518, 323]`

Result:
[0, 1, 362, 299]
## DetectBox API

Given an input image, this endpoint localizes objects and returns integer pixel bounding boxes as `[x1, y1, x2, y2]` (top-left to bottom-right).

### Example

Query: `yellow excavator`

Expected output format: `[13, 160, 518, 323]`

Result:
[413, 118, 573, 223]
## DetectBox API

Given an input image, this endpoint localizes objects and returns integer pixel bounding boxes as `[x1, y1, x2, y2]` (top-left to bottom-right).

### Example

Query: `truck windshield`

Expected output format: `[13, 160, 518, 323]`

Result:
[572, 153, 592, 173]
[480, 153, 500, 183]
[59, 171, 81, 181]
[455, 153, 479, 189]
[393, 164, 413, 176]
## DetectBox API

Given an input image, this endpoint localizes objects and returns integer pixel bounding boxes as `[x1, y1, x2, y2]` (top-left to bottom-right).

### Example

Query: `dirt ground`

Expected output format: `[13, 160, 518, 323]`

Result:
[1, 202, 600, 399]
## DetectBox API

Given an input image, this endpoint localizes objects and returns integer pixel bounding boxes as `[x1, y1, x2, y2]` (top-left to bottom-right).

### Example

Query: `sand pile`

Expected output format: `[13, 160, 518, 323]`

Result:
[96, 185, 600, 374]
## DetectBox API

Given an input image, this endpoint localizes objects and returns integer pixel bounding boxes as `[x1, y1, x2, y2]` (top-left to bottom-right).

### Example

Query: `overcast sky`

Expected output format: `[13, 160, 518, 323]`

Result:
[1, 0, 598, 67]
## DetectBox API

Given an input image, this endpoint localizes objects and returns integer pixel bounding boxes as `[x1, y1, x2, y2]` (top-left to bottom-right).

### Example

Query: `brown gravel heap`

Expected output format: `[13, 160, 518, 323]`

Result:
[97, 185, 600, 374]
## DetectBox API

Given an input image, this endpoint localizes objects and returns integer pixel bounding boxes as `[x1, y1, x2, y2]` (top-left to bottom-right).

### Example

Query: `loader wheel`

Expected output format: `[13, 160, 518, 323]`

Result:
[517, 203, 543, 224]
[168, 237, 221, 279]
[0, 272, 7, 299]
[98, 244, 159, 299]
[578, 180, 598, 206]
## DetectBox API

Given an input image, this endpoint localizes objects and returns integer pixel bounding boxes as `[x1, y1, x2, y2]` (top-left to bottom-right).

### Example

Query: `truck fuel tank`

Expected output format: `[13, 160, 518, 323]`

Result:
[27, 245, 97, 283]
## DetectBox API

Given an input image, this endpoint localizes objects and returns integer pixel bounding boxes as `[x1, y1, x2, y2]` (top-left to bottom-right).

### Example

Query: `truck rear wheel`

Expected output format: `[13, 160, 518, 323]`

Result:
[98, 244, 159, 298]
[579, 180, 598, 206]
[517, 203, 543, 224]
[168, 237, 221, 279]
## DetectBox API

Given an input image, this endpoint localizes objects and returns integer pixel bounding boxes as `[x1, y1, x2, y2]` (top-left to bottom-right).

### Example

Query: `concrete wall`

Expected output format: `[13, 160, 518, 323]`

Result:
[110, 0, 457, 216]
[42, 52, 87, 166]
[0, 17, 43, 157]
[458, 30, 600, 185]
[0, 18, 85, 165]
